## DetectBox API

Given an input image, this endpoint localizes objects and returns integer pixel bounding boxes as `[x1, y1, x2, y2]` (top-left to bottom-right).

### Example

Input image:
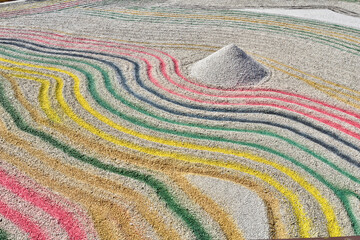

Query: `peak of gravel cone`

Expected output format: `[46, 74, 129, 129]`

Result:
[190, 44, 269, 89]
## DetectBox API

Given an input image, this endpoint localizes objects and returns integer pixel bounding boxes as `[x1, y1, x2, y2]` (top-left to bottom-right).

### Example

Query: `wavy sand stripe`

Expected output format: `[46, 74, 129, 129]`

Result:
[54, 30, 360, 117]
[0, 126, 270, 239]
[8, 33, 356, 175]
[1, 39, 358, 234]
[0, 105, 182, 240]
[80, 7, 360, 54]
[2, 32, 360, 227]
[0, 212, 29, 240]
[0, 64, 316, 238]
[152, 7, 360, 36]
[0, 167, 88, 239]
[0, 160, 99, 240]
[0, 146, 144, 240]
[0, 80, 183, 239]
[6, 28, 360, 111]
[136, 43, 360, 115]
[1, 6, 358, 238]
[184, 174, 270, 239]
[160, 7, 360, 30]
[3, 29, 360, 125]
[4, 31, 354, 144]
[170, 174, 245, 240]
[0, 199, 47, 240]
[253, 55, 360, 108]
[58, 35, 359, 137]
[1, 72, 318, 237]
[93, 8, 360, 45]
[0, 115, 164, 239]
[1, 37, 357, 175]
[0, 177, 69, 239]
[0, 76, 212, 240]
[1, 42, 357, 208]
[0, 54, 344, 236]
[2, 71, 286, 239]
[254, 61, 360, 109]
[1, 34, 359, 169]
[0, 135, 178, 240]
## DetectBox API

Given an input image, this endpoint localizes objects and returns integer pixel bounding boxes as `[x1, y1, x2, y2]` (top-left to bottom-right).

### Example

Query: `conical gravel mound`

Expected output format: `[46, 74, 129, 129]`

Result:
[190, 44, 269, 89]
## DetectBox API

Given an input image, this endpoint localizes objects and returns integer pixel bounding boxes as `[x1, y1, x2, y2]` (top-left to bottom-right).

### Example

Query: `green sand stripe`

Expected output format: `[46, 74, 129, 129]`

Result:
[1, 42, 360, 233]
[80, 9, 360, 56]
[0, 78, 211, 240]
[0, 229, 9, 240]
[132, 6, 360, 35]
[1, 41, 359, 187]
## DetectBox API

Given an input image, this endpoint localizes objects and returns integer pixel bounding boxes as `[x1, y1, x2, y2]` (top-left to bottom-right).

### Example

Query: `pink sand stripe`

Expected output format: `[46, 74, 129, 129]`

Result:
[2, 27, 360, 122]
[2, 30, 360, 140]
[247, 101, 360, 140]
[0, 200, 48, 240]
[0, 169, 87, 240]
[3, 27, 360, 122]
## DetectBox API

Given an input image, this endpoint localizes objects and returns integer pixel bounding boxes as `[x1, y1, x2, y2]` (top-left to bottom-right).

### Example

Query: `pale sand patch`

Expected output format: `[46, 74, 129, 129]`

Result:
[241, 8, 360, 30]
[186, 174, 270, 240]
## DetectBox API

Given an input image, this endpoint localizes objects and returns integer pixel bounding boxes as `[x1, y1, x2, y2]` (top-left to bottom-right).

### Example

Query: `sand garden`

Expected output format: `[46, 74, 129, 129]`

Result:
[0, 0, 360, 239]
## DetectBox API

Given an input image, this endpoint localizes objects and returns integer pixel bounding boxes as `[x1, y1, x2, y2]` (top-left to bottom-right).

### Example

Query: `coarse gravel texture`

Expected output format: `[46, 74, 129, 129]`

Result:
[0, 0, 360, 239]
[190, 44, 269, 88]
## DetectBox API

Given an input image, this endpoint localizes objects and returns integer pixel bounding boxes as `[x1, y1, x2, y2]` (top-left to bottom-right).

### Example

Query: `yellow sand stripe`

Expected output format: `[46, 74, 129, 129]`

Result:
[0, 57, 342, 237]
[254, 54, 360, 99]
[90, 8, 360, 44]
[172, 174, 245, 240]
[1, 70, 61, 122]
[4, 26, 359, 111]
[254, 58, 360, 110]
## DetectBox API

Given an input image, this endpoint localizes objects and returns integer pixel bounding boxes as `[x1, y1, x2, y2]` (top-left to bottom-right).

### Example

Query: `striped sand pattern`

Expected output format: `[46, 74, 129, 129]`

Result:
[0, 1, 360, 239]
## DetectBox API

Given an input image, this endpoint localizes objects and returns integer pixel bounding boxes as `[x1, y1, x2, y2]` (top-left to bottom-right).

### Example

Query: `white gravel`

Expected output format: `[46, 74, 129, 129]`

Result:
[242, 8, 360, 30]
[190, 43, 269, 89]
[186, 174, 270, 240]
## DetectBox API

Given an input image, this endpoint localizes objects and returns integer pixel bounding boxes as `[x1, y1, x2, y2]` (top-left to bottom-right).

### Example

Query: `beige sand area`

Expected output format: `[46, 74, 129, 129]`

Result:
[0, 0, 360, 239]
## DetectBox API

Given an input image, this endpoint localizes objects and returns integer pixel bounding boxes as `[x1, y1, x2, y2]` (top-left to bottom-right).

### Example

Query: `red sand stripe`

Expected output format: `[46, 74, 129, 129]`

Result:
[0, 200, 48, 240]
[2, 27, 360, 120]
[0, 169, 87, 240]
[2, 30, 360, 141]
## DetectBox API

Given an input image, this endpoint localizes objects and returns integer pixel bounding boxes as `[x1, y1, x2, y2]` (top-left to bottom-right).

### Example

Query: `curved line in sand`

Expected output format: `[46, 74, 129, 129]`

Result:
[0, 168, 88, 239]
[0, 199, 48, 240]
[106, 8, 360, 43]
[0, 121, 182, 240]
[2, 31, 357, 177]
[81, 8, 360, 53]
[1, 36, 358, 182]
[2, 4, 360, 239]
[0, 52, 344, 237]
[0, 27, 360, 234]
[2, 32, 360, 150]
[2, 28, 360, 120]
[3, 75, 270, 239]
[1, 38, 359, 191]
[0, 76, 213, 240]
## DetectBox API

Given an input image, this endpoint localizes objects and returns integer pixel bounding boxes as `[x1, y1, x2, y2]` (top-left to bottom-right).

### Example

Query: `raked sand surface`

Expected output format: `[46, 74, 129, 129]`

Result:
[0, 0, 360, 239]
